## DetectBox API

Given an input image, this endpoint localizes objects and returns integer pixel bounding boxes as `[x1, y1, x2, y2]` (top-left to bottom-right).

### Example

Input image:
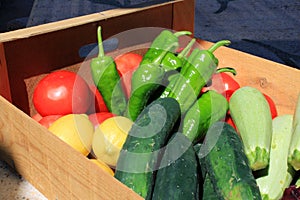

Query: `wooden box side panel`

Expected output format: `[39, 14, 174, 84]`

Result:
[197, 40, 300, 115]
[0, 43, 11, 102]
[172, 0, 195, 33]
[0, 95, 142, 200]
[0, 3, 177, 115]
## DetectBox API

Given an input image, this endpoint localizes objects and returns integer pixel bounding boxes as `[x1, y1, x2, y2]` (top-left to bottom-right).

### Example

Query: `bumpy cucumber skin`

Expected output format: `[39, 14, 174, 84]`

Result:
[199, 122, 262, 200]
[181, 90, 228, 142]
[151, 132, 200, 200]
[114, 97, 181, 199]
[229, 86, 272, 171]
[202, 175, 221, 200]
[194, 143, 219, 200]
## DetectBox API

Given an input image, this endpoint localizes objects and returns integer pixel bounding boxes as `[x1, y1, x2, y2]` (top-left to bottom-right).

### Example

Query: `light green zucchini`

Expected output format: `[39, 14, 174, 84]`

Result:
[229, 86, 272, 171]
[288, 94, 300, 170]
[256, 114, 295, 200]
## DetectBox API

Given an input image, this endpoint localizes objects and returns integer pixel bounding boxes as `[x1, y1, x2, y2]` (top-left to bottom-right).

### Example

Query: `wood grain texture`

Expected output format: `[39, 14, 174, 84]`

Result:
[0, 0, 183, 43]
[172, 0, 195, 33]
[0, 95, 142, 200]
[0, 43, 11, 103]
[197, 39, 300, 116]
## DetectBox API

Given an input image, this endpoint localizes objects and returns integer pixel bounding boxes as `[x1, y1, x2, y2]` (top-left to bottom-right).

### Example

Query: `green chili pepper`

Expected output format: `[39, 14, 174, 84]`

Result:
[160, 38, 196, 72]
[90, 26, 127, 115]
[181, 90, 228, 143]
[164, 40, 231, 113]
[158, 38, 196, 100]
[140, 30, 191, 66]
[125, 30, 191, 121]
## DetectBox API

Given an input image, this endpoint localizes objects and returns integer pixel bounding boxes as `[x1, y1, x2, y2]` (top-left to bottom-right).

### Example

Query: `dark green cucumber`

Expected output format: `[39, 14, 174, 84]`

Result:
[151, 132, 200, 200]
[198, 122, 261, 200]
[181, 90, 228, 143]
[114, 97, 181, 199]
[194, 143, 218, 200]
[202, 175, 220, 200]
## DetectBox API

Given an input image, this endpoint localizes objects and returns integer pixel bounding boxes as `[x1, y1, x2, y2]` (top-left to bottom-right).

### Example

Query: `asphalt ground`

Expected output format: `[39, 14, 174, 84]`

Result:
[194, 0, 300, 69]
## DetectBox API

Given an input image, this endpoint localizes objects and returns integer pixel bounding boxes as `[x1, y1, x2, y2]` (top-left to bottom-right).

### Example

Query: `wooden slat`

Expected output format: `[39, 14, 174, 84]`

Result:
[197, 39, 300, 116]
[0, 43, 11, 102]
[172, 0, 195, 33]
[0, 95, 143, 200]
[0, 0, 183, 43]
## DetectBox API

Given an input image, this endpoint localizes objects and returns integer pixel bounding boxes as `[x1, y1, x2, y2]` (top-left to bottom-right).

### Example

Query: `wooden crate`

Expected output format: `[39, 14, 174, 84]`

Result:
[0, 0, 299, 199]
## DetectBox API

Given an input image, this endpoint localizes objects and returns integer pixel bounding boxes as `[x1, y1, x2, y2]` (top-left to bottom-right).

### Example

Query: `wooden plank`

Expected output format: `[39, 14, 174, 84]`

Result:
[0, 43, 11, 102]
[172, 0, 195, 33]
[197, 39, 300, 116]
[0, 1, 182, 43]
[0, 95, 143, 200]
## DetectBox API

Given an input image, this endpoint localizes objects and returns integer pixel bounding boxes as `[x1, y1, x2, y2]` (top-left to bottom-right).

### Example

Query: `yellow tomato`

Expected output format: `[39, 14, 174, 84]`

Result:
[92, 116, 133, 167]
[48, 114, 94, 156]
[90, 159, 114, 176]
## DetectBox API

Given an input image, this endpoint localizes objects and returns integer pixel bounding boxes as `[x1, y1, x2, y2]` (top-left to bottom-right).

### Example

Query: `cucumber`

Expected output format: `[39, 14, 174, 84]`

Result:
[114, 97, 181, 199]
[193, 143, 205, 177]
[229, 86, 272, 171]
[256, 115, 295, 200]
[198, 122, 262, 200]
[202, 175, 221, 200]
[151, 132, 200, 200]
[194, 143, 218, 200]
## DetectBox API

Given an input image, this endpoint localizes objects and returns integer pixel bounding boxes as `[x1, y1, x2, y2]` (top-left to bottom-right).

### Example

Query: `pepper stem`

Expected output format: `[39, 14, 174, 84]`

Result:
[208, 40, 231, 53]
[97, 26, 105, 58]
[178, 38, 196, 59]
[216, 67, 237, 75]
[173, 31, 192, 37]
[153, 42, 178, 64]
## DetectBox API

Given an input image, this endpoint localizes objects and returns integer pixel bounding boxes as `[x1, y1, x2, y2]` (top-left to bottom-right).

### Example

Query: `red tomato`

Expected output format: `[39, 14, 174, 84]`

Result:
[88, 112, 115, 128]
[263, 93, 278, 119]
[87, 84, 109, 114]
[225, 115, 237, 130]
[39, 115, 63, 129]
[202, 72, 240, 101]
[115, 52, 143, 98]
[33, 70, 92, 116]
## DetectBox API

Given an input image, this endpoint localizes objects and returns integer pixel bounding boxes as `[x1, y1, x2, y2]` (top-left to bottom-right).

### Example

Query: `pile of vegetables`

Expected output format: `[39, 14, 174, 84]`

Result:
[31, 26, 300, 200]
